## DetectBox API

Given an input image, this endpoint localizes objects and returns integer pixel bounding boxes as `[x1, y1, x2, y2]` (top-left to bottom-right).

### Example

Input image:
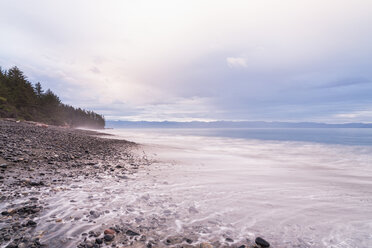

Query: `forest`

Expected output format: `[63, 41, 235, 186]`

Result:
[0, 66, 105, 128]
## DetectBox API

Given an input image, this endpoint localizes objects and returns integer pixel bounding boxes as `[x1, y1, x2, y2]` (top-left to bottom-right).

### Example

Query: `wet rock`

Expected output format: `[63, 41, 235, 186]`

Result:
[29, 181, 44, 186]
[184, 238, 193, 244]
[27, 220, 37, 227]
[95, 238, 103, 244]
[188, 206, 199, 214]
[18, 243, 27, 248]
[178, 245, 195, 248]
[104, 234, 115, 241]
[165, 236, 183, 245]
[225, 237, 234, 242]
[84, 240, 95, 248]
[89, 210, 100, 218]
[104, 229, 115, 235]
[88, 231, 101, 237]
[126, 230, 140, 236]
[5, 242, 18, 248]
[255, 237, 270, 247]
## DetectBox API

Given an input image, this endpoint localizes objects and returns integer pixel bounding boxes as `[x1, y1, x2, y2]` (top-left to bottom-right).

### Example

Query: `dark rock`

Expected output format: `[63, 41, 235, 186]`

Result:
[89, 210, 100, 218]
[87, 241, 95, 248]
[29, 181, 44, 186]
[96, 238, 103, 244]
[185, 238, 193, 244]
[27, 220, 37, 227]
[126, 230, 140, 236]
[255, 237, 270, 247]
[104, 233, 115, 241]
[225, 237, 234, 242]
[5, 242, 18, 248]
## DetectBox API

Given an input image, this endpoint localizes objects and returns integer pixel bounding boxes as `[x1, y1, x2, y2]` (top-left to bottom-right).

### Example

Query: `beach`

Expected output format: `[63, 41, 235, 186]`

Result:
[0, 120, 150, 248]
[1, 120, 372, 248]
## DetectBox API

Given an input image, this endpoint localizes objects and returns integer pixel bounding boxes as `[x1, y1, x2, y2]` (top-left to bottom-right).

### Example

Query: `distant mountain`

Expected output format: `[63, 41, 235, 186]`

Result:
[106, 120, 372, 129]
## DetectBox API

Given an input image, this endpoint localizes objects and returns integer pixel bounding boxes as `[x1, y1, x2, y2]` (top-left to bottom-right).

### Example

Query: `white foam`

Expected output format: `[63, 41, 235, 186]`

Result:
[36, 128, 372, 247]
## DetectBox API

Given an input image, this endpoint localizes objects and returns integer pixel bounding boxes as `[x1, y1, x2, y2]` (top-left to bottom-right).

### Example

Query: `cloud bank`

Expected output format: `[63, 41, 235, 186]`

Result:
[1, 0, 372, 122]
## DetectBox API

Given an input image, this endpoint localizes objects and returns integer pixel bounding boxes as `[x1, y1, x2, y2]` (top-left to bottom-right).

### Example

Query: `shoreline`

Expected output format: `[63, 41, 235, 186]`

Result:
[0, 119, 268, 248]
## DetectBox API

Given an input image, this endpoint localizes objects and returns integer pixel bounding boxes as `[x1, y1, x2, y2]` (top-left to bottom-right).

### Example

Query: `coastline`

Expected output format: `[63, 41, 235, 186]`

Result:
[0, 119, 266, 248]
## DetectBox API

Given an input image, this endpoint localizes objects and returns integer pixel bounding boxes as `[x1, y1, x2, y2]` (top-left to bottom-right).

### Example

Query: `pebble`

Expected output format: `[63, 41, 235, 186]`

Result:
[27, 220, 37, 227]
[126, 230, 140, 236]
[104, 233, 115, 241]
[104, 229, 116, 235]
[18, 243, 27, 248]
[225, 237, 234, 242]
[199, 242, 213, 248]
[255, 237, 270, 247]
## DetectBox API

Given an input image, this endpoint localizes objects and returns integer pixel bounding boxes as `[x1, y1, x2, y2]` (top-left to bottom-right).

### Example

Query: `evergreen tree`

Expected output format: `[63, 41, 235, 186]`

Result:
[0, 66, 105, 128]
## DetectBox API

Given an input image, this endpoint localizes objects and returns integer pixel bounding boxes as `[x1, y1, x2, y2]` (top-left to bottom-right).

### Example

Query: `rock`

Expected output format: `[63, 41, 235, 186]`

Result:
[89, 210, 100, 218]
[18, 243, 27, 248]
[0, 163, 7, 169]
[5, 242, 18, 248]
[188, 206, 199, 214]
[27, 220, 37, 227]
[199, 242, 213, 248]
[84, 240, 95, 248]
[96, 238, 103, 244]
[225, 237, 234, 242]
[164, 236, 183, 245]
[104, 229, 116, 235]
[126, 230, 140, 236]
[104, 233, 115, 241]
[255, 237, 270, 247]
[29, 181, 44, 186]
[55, 218, 62, 222]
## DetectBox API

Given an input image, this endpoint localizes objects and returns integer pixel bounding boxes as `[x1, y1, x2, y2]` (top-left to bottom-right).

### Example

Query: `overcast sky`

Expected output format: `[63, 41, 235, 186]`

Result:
[1, 0, 372, 123]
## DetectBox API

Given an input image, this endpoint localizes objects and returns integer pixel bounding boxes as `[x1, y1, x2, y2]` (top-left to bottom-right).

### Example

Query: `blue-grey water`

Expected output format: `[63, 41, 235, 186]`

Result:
[117, 128, 372, 146]
[36, 128, 372, 248]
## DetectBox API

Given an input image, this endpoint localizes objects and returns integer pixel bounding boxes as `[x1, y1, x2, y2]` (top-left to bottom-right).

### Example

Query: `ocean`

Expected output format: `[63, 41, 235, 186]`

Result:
[106, 127, 372, 146]
[99, 127, 372, 247]
[38, 127, 372, 247]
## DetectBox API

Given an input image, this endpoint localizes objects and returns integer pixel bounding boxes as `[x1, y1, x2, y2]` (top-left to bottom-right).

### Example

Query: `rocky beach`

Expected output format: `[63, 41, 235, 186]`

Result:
[0, 119, 268, 248]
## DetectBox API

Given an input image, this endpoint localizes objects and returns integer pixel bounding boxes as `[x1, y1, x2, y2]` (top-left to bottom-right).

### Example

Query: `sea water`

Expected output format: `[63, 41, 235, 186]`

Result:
[37, 128, 372, 247]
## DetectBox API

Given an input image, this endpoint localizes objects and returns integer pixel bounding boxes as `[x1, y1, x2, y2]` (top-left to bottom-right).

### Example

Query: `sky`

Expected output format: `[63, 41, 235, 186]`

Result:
[1, 0, 372, 123]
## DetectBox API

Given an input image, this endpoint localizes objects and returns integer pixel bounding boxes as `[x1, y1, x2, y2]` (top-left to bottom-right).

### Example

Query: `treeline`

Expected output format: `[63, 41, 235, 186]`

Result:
[0, 66, 105, 128]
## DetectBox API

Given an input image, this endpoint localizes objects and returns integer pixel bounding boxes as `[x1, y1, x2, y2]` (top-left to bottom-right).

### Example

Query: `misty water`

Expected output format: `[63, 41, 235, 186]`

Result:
[37, 128, 372, 247]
